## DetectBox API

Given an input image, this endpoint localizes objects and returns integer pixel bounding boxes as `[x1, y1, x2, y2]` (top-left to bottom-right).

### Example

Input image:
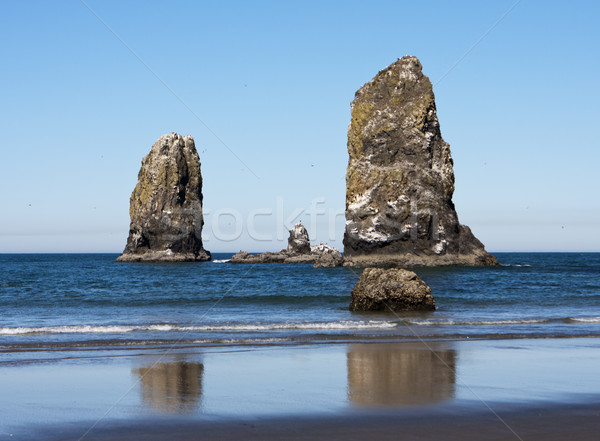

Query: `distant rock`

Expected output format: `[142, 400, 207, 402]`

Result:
[311, 243, 344, 268]
[350, 268, 435, 312]
[287, 223, 311, 255]
[343, 56, 498, 267]
[117, 133, 211, 262]
[230, 251, 287, 264]
[231, 222, 343, 267]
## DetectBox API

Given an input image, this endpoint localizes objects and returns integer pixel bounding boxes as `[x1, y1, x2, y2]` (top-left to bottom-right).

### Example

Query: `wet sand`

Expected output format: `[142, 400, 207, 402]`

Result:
[24, 402, 600, 441]
[2, 338, 600, 440]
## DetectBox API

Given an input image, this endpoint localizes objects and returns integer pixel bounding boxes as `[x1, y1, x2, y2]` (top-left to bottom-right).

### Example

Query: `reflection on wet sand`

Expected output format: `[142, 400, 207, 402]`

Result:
[347, 343, 456, 406]
[133, 358, 204, 413]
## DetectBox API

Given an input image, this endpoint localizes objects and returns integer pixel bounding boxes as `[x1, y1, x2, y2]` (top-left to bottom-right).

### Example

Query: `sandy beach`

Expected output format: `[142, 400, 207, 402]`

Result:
[2, 338, 599, 440]
[26, 403, 600, 441]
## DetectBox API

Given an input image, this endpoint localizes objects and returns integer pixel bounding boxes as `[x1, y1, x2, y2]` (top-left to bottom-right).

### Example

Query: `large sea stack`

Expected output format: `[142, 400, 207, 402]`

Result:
[343, 56, 498, 267]
[117, 133, 211, 262]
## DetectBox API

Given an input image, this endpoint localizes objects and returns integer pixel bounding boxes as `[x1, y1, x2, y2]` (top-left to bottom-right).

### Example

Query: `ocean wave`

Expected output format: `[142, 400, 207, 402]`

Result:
[191, 337, 290, 345]
[0, 320, 397, 336]
[188, 321, 398, 331]
[567, 317, 600, 323]
[404, 317, 600, 326]
[0, 325, 137, 335]
[212, 259, 231, 263]
[404, 318, 549, 326]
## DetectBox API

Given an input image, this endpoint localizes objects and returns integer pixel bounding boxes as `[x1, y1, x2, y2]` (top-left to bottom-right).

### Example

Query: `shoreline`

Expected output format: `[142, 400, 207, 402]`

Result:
[0, 333, 600, 368]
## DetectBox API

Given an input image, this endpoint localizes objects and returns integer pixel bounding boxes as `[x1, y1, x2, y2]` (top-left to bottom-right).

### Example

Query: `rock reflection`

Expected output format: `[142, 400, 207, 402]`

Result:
[347, 343, 456, 406]
[133, 358, 204, 413]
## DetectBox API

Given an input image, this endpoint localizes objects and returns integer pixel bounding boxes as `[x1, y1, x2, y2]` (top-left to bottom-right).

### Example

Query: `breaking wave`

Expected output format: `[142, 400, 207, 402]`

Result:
[0, 320, 398, 336]
[404, 317, 600, 326]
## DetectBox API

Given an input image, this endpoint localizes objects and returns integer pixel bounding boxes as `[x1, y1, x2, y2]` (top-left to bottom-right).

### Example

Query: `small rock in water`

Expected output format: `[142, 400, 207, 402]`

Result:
[350, 267, 435, 311]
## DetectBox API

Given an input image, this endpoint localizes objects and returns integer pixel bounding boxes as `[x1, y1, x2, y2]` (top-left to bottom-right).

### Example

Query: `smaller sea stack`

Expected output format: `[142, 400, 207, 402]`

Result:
[117, 133, 211, 262]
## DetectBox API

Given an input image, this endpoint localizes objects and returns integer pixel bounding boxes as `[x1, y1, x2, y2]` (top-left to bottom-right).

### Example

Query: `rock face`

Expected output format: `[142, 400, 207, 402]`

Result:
[350, 268, 435, 312]
[117, 133, 211, 262]
[343, 56, 498, 267]
[230, 222, 343, 268]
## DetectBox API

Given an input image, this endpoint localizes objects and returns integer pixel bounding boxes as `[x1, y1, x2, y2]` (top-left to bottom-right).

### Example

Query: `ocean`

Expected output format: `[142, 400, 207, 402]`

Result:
[1, 252, 599, 358]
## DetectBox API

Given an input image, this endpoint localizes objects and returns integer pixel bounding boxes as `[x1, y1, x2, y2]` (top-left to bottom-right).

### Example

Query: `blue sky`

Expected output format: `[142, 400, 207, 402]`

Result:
[1, 0, 598, 253]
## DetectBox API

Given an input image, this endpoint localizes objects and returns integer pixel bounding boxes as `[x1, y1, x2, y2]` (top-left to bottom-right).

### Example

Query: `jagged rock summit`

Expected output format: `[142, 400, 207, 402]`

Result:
[343, 56, 498, 267]
[117, 133, 211, 262]
[287, 222, 311, 255]
[231, 222, 343, 268]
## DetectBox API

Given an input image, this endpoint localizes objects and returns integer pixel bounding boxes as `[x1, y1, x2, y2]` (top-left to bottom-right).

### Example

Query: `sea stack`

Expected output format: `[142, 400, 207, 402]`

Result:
[117, 133, 211, 262]
[286, 222, 312, 255]
[343, 56, 498, 267]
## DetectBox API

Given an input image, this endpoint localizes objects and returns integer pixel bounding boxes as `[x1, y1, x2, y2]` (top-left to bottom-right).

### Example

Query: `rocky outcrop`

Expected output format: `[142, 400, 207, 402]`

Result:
[117, 133, 211, 262]
[230, 222, 343, 268]
[311, 243, 344, 268]
[350, 268, 435, 311]
[287, 223, 311, 255]
[343, 56, 498, 267]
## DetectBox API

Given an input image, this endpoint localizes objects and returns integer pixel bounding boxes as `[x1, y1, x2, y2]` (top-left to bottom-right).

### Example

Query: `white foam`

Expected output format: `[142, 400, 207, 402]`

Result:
[406, 318, 547, 326]
[179, 320, 397, 332]
[212, 259, 231, 263]
[0, 325, 136, 335]
[146, 324, 175, 331]
[0, 320, 397, 335]
[570, 317, 600, 323]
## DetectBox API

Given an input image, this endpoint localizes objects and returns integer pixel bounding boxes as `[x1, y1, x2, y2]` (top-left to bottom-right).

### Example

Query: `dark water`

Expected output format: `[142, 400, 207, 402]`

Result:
[1, 253, 599, 354]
